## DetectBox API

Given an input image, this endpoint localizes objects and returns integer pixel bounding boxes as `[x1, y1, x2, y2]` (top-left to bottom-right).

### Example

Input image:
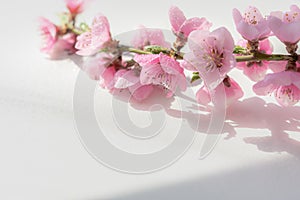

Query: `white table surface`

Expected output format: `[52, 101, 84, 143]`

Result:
[1, 0, 300, 199]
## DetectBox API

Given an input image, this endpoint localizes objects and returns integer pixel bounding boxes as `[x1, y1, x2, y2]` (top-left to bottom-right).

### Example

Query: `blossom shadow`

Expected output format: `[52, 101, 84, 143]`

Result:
[226, 97, 300, 158]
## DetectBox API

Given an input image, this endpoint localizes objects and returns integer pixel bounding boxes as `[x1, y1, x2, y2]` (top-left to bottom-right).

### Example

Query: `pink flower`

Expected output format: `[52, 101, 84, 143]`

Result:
[39, 17, 77, 58]
[233, 6, 271, 41]
[83, 53, 115, 80]
[129, 83, 154, 102]
[196, 77, 244, 106]
[253, 71, 300, 107]
[169, 6, 212, 38]
[75, 14, 112, 56]
[113, 69, 154, 101]
[268, 5, 300, 44]
[100, 67, 116, 90]
[184, 27, 235, 90]
[49, 33, 77, 59]
[65, 0, 85, 15]
[236, 39, 273, 82]
[131, 26, 171, 49]
[83, 53, 117, 89]
[39, 17, 58, 53]
[134, 53, 187, 97]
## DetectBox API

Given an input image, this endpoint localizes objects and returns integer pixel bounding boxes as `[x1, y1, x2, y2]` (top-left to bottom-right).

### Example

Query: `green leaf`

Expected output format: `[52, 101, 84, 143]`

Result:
[233, 45, 248, 55]
[191, 72, 201, 83]
[144, 45, 169, 54]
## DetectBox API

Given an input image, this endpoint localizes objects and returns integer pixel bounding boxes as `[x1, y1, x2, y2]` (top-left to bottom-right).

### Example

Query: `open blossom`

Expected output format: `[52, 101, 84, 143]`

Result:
[49, 33, 77, 58]
[75, 14, 112, 56]
[39, 17, 76, 58]
[169, 6, 212, 38]
[39, 17, 58, 53]
[253, 71, 300, 107]
[183, 27, 235, 90]
[65, 0, 85, 15]
[131, 26, 170, 49]
[84, 53, 155, 101]
[236, 39, 273, 82]
[134, 53, 187, 97]
[83, 53, 115, 80]
[268, 5, 300, 44]
[113, 69, 154, 101]
[196, 77, 244, 106]
[83, 53, 117, 90]
[233, 6, 271, 41]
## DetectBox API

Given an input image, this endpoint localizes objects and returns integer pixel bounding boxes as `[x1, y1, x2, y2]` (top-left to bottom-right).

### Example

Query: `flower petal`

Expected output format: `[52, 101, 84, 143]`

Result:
[268, 16, 300, 44]
[159, 53, 183, 74]
[114, 70, 140, 89]
[180, 17, 212, 37]
[129, 83, 154, 102]
[169, 6, 186, 33]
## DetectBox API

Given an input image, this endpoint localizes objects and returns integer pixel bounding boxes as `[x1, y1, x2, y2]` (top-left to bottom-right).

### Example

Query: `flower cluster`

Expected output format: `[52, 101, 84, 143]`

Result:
[40, 2, 300, 107]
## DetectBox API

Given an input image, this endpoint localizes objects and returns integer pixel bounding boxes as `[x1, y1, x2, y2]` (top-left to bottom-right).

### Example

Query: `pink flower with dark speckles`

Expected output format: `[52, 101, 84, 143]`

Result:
[135, 53, 187, 97]
[233, 6, 271, 41]
[75, 14, 112, 56]
[253, 71, 300, 107]
[268, 5, 300, 44]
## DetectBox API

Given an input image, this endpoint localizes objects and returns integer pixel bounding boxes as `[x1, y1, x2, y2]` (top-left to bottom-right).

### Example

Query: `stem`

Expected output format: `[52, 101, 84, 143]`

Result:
[128, 48, 152, 55]
[235, 55, 255, 62]
[236, 52, 296, 63]
[70, 28, 84, 35]
[66, 23, 84, 35]
[122, 45, 297, 64]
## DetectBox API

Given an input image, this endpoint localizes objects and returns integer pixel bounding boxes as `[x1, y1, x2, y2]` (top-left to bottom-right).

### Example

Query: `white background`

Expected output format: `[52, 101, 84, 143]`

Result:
[1, 0, 300, 199]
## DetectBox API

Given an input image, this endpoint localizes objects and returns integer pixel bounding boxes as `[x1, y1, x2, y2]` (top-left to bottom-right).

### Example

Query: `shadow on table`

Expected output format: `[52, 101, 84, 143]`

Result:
[177, 96, 300, 158]
[226, 97, 300, 157]
[114, 88, 300, 158]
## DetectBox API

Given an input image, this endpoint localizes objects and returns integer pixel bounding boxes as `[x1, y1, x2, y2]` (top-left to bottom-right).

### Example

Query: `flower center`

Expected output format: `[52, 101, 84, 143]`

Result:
[275, 84, 300, 106]
[243, 6, 263, 25]
[283, 11, 300, 23]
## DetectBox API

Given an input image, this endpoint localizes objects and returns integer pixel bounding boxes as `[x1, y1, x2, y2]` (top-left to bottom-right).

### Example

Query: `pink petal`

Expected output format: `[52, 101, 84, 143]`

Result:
[235, 21, 261, 41]
[268, 16, 300, 44]
[134, 54, 160, 67]
[75, 32, 99, 56]
[180, 17, 212, 37]
[253, 71, 300, 95]
[91, 14, 111, 47]
[233, 8, 271, 41]
[132, 27, 171, 49]
[114, 70, 140, 89]
[159, 53, 183, 74]
[268, 61, 287, 73]
[275, 85, 300, 107]
[259, 39, 273, 54]
[100, 67, 116, 90]
[178, 74, 187, 91]
[39, 17, 58, 53]
[233, 8, 262, 41]
[169, 6, 186, 33]
[129, 83, 154, 102]
[140, 63, 164, 85]
[187, 29, 210, 53]
[196, 86, 211, 105]
[180, 59, 197, 71]
[83, 53, 114, 80]
[65, 0, 85, 14]
[147, 29, 171, 48]
[243, 63, 268, 82]
[225, 78, 244, 105]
